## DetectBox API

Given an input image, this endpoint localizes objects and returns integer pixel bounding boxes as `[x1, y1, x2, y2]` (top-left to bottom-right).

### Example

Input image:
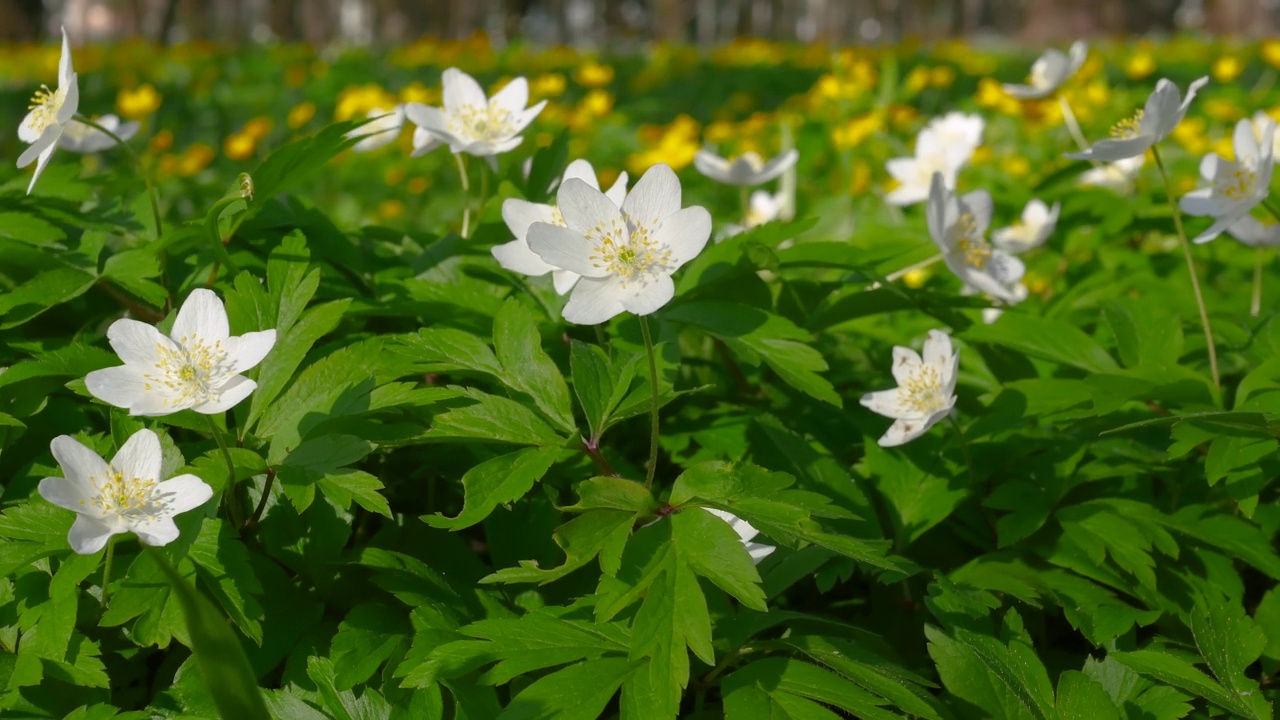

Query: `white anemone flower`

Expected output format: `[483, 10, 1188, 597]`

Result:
[492, 159, 629, 296]
[703, 508, 776, 564]
[527, 163, 711, 325]
[1002, 41, 1088, 100]
[926, 173, 1025, 303]
[411, 125, 442, 157]
[693, 148, 799, 186]
[85, 289, 277, 416]
[18, 27, 79, 195]
[1227, 216, 1280, 247]
[58, 114, 139, 154]
[887, 128, 965, 206]
[38, 430, 212, 554]
[1066, 77, 1209, 163]
[404, 68, 546, 158]
[1079, 155, 1145, 194]
[1249, 110, 1280, 156]
[860, 330, 959, 447]
[992, 199, 1061, 253]
[745, 190, 782, 228]
[926, 112, 984, 159]
[347, 106, 405, 153]
[1180, 117, 1276, 244]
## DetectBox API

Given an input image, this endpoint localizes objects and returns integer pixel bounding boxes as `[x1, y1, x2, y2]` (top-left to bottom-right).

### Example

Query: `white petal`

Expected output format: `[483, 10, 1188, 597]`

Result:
[860, 388, 910, 419]
[404, 103, 446, 133]
[193, 376, 257, 414]
[57, 74, 79, 125]
[38, 475, 92, 513]
[490, 76, 530, 114]
[557, 178, 621, 232]
[745, 541, 776, 564]
[511, 101, 547, 134]
[693, 150, 732, 183]
[1179, 188, 1219, 217]
[878, 418, 932, 447]
[561, 159, 599, 188]
[1001, 83, 1046, 100]
[922, 330, 953, 374]
[172, 289, 229, 343]
[153, 474, 213, 515]
[85, 365, 151, 411]
[652, 206, 711, 268]
[885, 157, 918, 183]
[492, 238, 557, 276]
[622, 164, 681, 226]
[960, 190, 993, 233]
[1192, 216, 1236, 244]
[25, 137, 59, 195]
[551, 270, 580, 295]
[1234, 117, 1260, 162]
[50, 435, 109, 485]
[58, 27, 74, 86]
[1066, 135, 1153, 163]
[222, 329, 276, 374]
[110, 429, 162, 484]
[442, 68, 487, 111]
[411, 126, 442, 157]
[68, 516, 116, 555]
[106, 318, 175, 366]
[527, 222, 610, 277]
[925, 173, 954, 248]
[618, 274, 675, 316]
[128, 387, 188, 417]
[562, 276, 628, 325]
[751, 149, 799, 184]
[890, 346, 923, 385]
[132, 518, 180, 547]
[502, 199, 560, 240]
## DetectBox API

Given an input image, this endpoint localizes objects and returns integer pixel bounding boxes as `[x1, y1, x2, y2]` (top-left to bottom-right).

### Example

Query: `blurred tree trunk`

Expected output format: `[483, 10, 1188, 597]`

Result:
[269, 0, 301, 41]
[1204, 0, 1274, 35]
[0, 0, 42, 41]
[655, 0, 688, 40]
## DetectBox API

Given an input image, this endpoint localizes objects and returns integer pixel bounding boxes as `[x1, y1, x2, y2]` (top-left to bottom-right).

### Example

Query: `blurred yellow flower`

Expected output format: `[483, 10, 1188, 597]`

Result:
[887, 105, 919, 129]
[705, 120, 736, 144]
[575, 61, 614, 88]
[407, 177, 430, 194]
[531, 73, 567, 98]
[1172, 116, 1208, 155]
[971, 146, 994, 165]
[378, 199, 405, 220]
[580, 89, 614, 117]
[243, 117, 273, 141]
[1125, 53, 1155, 80]
[929, 66, 956, 88]
[1210, 135, 1234, 161]
[223, 132, 257, 160]
[149, 129, 173, 154]
[1204, 98, 1242, 122]
[336, 84, 397, 121]
[850, 161, 871, 196]
[975, 78, 1020, 115]
[288, 101, 316, 129]
[385, 166, 406, 185]
[285, 65, 308, 88]
[400, 82, 438, 105]
[117, 84, 162, 119]
[903, 266, 931, 289]
[156, 153, 178, 177]
[179, 143, 215, 176]
[626, 115, 700, 174]
[1001, 156, 1031, 178]
[831, 114, 882, 150]
[905, 67, 930, 95]
[1212, 55, 1243, 83]
[1264, 40, 1280, 69]
[1025, 272, 1050, 297]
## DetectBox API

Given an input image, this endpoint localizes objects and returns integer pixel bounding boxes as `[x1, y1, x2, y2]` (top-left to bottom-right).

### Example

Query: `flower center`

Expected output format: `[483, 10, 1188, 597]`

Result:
[900, 365, 949, 415]
[587, 214, 674, 287]
[26, 84, 67, 135]
[949, 212, 993, 268]
[736, 152, 765, 171]
[1110, 109, 1144, 139]
[85, 469, 165, 520]
[143, 336, 233, 408]
[1217, 166, 1257, 201]
[1028, 61, 1050, 88]
[450, 101, 516, 142]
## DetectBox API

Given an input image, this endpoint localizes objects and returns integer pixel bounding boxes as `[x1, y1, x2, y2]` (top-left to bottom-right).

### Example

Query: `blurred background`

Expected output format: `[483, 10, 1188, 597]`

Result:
[0, 0, 1276, 46]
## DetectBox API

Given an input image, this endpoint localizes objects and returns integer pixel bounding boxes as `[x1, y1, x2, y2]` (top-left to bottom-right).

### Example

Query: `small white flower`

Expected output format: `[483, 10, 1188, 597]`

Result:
[404, 68, 546, 157]
[703, 508, 775, 564]
[347, 105, 405, 153]
[492, 159, 629, 296]
[1079, 155, 1145, 194]
[926, 173, 1025, 303]
[1180, 117, 1276, 244]
[992, 199, 1060, 253]
[1249, 110, 1280, 157]
[1067, 76, 1209, 163]
[527, 163, 711, 325]
[17, 27, 79, 195]
[861, 330, 959, 447]
[745, 190, 782, 228]
[57, 113, 139, 154]
[38, 429, 212, 554]
[886, 118, 981, 207]
[926, 112, 984, 158]
[85, 289, 277, 416]
[1002, 41, 1087, 99]
[693, 148, 799, 186]
[1227, 216, 1280, 247]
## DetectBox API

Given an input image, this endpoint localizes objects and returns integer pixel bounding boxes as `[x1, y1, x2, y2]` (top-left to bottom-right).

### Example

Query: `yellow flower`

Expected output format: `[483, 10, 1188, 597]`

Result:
[971, 146, 994, 165]
[335, 84, 397, 121]
[243, 117, 273, 141]
[117, 84, 162, 119]
[580, 89, 614, 117]
[850, 160, 871, 196]
[1204, 98, 1242, 122]
[903, 266, 931, 289]
[575, 61, 614, 88]
[223, 132, 257, 161]
[1025, 272, 1050, 297]
[905, 66, 930, 95]
[407, 177, 430, 194]
[887, 105, 918, 129]
[149, 129, 173, 154]
[1125, 53, 1155, 80]
[399, 82, 437, 105]
[179, 143, 215, 176]
[1263, 40, 1280, 69]
[1210, 135, 1234, 161]
[288, 101, 316, 129]
[385, 166, 406, 186]
[377, 199, 405, 220]
[705, 120, 736, 144]
[1001, 156, 1031, 178]
[156, 153, 178, 177]
[1172, 117, 1208, 155]
[1212, 55, 1243, 83]
[929, 66, 956, 88]
[975, 77, 1020, 115]
[531, 73, 567, 98]
[831, 114, 882, 150]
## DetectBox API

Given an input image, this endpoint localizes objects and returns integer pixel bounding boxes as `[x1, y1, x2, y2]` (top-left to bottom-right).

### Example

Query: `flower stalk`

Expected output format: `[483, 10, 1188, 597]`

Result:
[207, 414, 244, 530]
[73, 115, 163, 240]
[639, 315, 660, 489]
[454, 152, 472, 238]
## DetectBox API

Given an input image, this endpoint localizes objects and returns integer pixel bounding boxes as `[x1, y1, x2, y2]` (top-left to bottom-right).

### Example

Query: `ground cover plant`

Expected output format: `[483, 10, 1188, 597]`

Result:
[0, 29, 1278, 719]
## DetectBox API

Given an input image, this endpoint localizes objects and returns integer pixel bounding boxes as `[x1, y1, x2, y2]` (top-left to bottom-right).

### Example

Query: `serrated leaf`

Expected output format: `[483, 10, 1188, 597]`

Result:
[187, 520, 265, 645]
[428, 388, 565, 446]
[493, 299, 575, 433]
[497, 657, 636, 720]
[483, 509, 633, 585]
[964, 312, 1120, 374]
[424, 447, 561, 530]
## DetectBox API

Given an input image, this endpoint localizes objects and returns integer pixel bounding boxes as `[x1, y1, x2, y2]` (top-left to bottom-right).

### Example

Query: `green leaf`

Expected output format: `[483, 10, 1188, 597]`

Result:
[319, 469, 392, 518]
[423, 447, 561, 530]
[493, 299, 576, 433]
[0, 267, 96, 329]
[1110, 649, 1257, 718]
[482, 509, 634, 585]
[560, 477, 657, 514]
[247, 121, 364, 212]
[1056, 670, 1120, 720]
[926, 622, 1057, 720]
[429, 388, 565, 446]
[523, 130, 569, 203]
[964, 312, 1120, 374]
[671, 507, 767, 611]
[781, 635, 944, 719]
[307, 655, 394, 720]
[723, 658, 896, 720]
[245, 299, 350, 435]
[1190, 595, 1271, 719]
[498, 657, 636, 720]
[570, 341, 613, 441]
[330, 603, 412, 690]
[187, 520, 265, 645]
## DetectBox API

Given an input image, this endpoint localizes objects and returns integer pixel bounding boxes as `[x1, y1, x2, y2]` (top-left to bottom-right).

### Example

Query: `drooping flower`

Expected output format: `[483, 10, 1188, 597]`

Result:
[992, 199, 1061, 253]
[886, 117, 981, 206]
[1180, 116, 1276, 244]
[38, 430, 212, 554]
[492, 159, 629, 295]
[346, 105, 405, 153]
[704, 508, 776, 564]
[860, 330, 959, 447]
[85, 289, 276, 416]
[1227, 215, 1280, 247]
[57, 113, 139, 154]
[1079, 155, 1145, 194]
[693, 148, 799, 186]
[926, 173, 1025, 303]
[17, 27, 79, 194]
[526, 163, 711, 325]
[1002, 41, 1088, 99]
[1066, 77, 1209, 163]
[404, 68, 547, 157]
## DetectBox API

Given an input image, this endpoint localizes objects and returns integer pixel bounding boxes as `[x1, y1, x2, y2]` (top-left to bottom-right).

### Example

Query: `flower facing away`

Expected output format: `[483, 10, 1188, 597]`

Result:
[1079, 155, 1145, 194]
[17, 27, 79, 194]
[58, 113, 139, 154]
[85, 289, 277, 416]
[693, 148, 799, 186]
[1002, 41, 1087, 99]
[404, 68, 547, 157]
[886, 121, 979, 207]
[860, 330, 959, 447]
[704, 508, 776, 564]
[926, 173, 1025, 303]
[1066, 76, 1209, 163]
[1180, 117, 1276, 244]
[346, 105, 405, 153]
[38, 430, 212, 554]
[1227, 216, 1280, 247]
[526, 163, 712, 325]
[492, 159, 629, 295]
[1249, 110, 1280, 156]
[992, 199, 1061, 253]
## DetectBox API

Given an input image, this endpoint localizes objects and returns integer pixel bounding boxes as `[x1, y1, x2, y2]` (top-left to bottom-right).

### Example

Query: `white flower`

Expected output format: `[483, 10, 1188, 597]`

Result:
[1249, 110, 1280, 156]
[404, 68, 546, 157]
[693, 148, 799, 186]
[704, 508, 775, 564]
[38, 430, 212, 554]
[57, 113, 139, 154]
[347, 105, 405, 153]
[527, 163, 711, 325]
[492, 159, 629, 295]
[411, 125, 442, 157]
[1180, 117, 1276, 244]
[1002, 41, 1087, 99]
[17, 27, 79, 195]
[1079, 155, 1145, 193]
[926, 112, 984, 158]
[1227, 216, 1280, 247]
[992, 199, 1061, 253]
[861, 330, 959, 447]
[1066, 77, 1209, 163]
[85, 289, 277, 416]
[963, 282, 1029, 325]
[886, 119, 980, 206]
[926, 173, 1025, 303]
[745, 190, 782, 228]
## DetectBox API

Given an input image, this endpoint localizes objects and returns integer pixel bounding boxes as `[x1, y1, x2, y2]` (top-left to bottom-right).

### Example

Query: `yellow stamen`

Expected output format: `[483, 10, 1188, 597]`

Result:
[1110, 109, 1145, 139]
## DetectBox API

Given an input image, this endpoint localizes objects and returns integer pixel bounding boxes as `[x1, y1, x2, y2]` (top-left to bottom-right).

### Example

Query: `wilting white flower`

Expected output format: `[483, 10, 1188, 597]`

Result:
[886, 117, 982, 206]
[492, 159, 629, 295]
[861, 330, 959, 447]
[1181, 117, 1276, 244]
[1067, 77, 1209, 163]
[86, 290, 277, 416]
[926, 173, 1025, 303]
[993, 199, 1061, 253]
[404, 68, 546, 157]
[347, 106, 405, 153]
[1227, 216, 1280, 247]
[17, 27, 79, 195]
[693, 148, 799, 186]
[1079, 155, 1145, 194]
[527, 163, 711, 325]
[1002, 41, 1088, 99]
[38, 430, 212, 554]
[704, 508, 776, 564]
[58, 114, 139, 154]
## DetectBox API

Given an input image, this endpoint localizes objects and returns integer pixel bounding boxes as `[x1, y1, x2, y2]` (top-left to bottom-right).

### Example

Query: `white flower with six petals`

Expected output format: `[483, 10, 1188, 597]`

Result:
[693, 148, 799, 186]
[926, 173, 1025, 303]
[1066, 76, 1208, 163]
[1002, 41, 1088, 99]
[1180, 116, 1276, 244]
[992, 199, 1061, 254]
[17, 27, 79, 194]
[860, 330, 959, 447]
[404, 68, 546, 158]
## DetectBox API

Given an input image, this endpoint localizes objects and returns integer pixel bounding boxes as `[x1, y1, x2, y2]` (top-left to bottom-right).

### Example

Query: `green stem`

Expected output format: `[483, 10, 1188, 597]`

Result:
[639, 315, 660, 489]
[206, 414, 244, 530]
[872, 252, 944, 289]
[100, 536, 116, 612]
[244, 469, 276, 532]
[454, 152, 472, 239]
[1152, 145, 1219, 388]
[1253, 247, 1265, 317]
[1057, 95, 1093, 157]
[947, 414, 975, 486]
[73, 115, 163, 239]
[739, 185, 751, 226]
[477, 158, 491, 227]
